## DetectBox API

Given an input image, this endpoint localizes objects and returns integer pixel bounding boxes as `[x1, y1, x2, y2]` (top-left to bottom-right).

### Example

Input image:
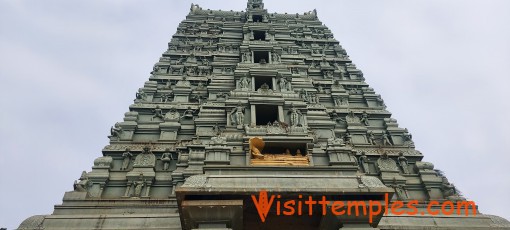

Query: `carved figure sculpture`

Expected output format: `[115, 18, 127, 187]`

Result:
[376, 95, 385, 107]
[249, 137, 265, 159]
[161, 92, 173, 102]
[135, 89, 147, 102]
[368, 131, 377, 145]
[181, 106, 195, 119]
[278, 77, 290, 92]
[359, 152, 370, 174]
[120, 148, 133, 170]
[272, 52, 280, 63]
[161, 148, 174, 171]
[360, 111, 370, 126]
[382, 132, 392, 146]
[133, 175, 146, 197]
[151, 106, 164, 121]
[343, 132, 352, 145]
[392, 184, 408, 200]
[109, 122, 122, 140]
[288, 105, 302, 127]
[73, 171, 90, 192]
[239, 74, 251, 90]
[299, 89, 309, 102]
[230, 102, 245, 126]
[164, 107, 180, 121]
[398, 152, 410, 174]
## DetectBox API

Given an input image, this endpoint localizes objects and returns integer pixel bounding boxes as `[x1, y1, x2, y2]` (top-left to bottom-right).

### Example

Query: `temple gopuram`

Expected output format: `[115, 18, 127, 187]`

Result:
[19, 1, 510, 229]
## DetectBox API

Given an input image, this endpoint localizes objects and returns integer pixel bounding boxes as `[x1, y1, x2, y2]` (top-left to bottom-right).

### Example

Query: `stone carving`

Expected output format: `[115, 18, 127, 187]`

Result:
[266, 121, 287, 134]
[164, 107, 180, 121]
[151, 106, 164, 121]
[346, 111, 360, 123]
[73, 171, 90, 192]
[182, 175, 208, 188]
[120, 148, 133, 170]
[94, 156, 113, 168]
[376, 95, 386, 108]
[238, 74, 251, 90]
[402, 128, 414, 146]
[211, 132, 227, 145]
[257, 83, 272, 94]
[133, 174, 147, 198]
[135, 89, 147, 102]
[323, 70, 333, 78]
[328, 129, 344, 146]
[272, 52, 281, 63]
[436, 170, 464, 201]
[377, 153, 399, 172]
[288, 104, 303, 127]
[329, 111, 342, 124]
[242, 52, 252, 63]
[133, 146, 156, 167]
[382, 131, 393, 146]
[161, 92, 174, 102]
[108, 122, 122, 140]
[397, 152, 410, 174]
[360, 111, 370, 126]
[161, 148, 174, 171]
[359, 152, 370, 174]
[343, 132, 352, 145]
[415, 161, 435, 171]
[360, 176, 386, 188]
[180, 106, 196, 119]
[176, 76, 191, 87]
[249, 137, 265, 159]
[331, 80, 344, 90]
[390, 183, 408, 200]
[367, 131, 377, 145]
[278, 76, 291, 92]
[230, 102, 245, 126]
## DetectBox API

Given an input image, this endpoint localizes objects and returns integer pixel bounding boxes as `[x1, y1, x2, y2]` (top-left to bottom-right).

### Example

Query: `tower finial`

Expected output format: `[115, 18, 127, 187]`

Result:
[247, 0, 264, 11]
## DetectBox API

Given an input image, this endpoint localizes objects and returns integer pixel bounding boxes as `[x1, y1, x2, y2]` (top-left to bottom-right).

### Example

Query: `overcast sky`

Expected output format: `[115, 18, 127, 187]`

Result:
[1, 0, 509, 229]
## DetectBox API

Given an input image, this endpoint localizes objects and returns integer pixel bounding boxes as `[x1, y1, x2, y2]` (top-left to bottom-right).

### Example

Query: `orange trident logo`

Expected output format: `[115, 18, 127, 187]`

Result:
[251, 190, 275, 222]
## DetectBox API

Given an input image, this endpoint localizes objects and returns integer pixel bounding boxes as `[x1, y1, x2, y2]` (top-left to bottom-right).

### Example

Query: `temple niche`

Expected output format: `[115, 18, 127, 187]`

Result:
[18, 0, 510, 230]
[249, 137, 309, 166]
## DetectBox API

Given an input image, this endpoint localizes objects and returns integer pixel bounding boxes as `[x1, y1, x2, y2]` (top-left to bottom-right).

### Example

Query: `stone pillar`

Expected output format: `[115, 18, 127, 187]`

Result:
[278, 106, 284, 122]
[251, 104, 256, 126]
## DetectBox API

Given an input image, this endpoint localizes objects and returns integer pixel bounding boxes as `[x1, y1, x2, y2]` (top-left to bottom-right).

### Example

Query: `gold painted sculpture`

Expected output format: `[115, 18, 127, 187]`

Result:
[249, 137, 265, 159]
[249, 137, 309, 166]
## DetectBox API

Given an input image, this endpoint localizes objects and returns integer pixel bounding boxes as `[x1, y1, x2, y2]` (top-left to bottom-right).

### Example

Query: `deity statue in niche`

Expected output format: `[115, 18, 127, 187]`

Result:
[120, 148, 133, 170]
[249, 137, 309, 166]
[230, 102, 245, 126]
[239, 74, 251, 90]
[288, 104, 303, 127]
[160, 148, 175, 171]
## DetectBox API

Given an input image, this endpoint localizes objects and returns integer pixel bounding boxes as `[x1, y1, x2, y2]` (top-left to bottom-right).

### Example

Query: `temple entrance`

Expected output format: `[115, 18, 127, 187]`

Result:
[255, 104, 278, 125]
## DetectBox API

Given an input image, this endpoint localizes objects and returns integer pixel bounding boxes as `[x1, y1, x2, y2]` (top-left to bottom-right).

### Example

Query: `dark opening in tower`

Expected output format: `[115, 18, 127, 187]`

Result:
[253, 15, 263, 22]
[253, 51, 269, 63]
[255, 104, 278, 125]
[253, 31, 266, 40]
[254, 76, 273, 90]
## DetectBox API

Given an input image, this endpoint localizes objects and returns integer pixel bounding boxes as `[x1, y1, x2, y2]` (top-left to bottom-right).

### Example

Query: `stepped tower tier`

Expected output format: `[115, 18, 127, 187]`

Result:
[19, 0, 510, 229]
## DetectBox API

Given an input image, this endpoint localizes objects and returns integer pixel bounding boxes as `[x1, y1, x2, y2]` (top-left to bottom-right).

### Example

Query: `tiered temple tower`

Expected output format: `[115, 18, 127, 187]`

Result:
[19, 1, 510, 229]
